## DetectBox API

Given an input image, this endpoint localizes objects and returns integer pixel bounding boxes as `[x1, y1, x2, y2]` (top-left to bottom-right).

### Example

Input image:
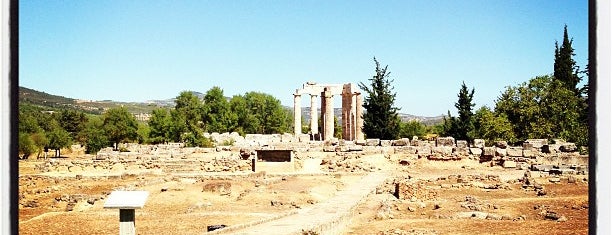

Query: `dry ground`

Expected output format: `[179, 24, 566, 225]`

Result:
[18, 152, 588, 235]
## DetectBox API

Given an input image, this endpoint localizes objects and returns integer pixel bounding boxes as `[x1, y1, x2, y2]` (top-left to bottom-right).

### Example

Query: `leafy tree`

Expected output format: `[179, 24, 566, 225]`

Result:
[358, 57, 401, 140]
[495, 75, 587, 146]
[18, 132, 36, 159]
[57, 109, 88, 143]
[137, 122, 150, 144]
[400, 120, 427, 139]
[554, 25, 581, 94]
[148, 108, 173, 144]
[241, 92, 291, 134]
[173, 91, 210, 146]
[202, 87, 237, 133]
[30, 132, 49, 158]
[472, 106, 516, 145]
[103, 107, 138, 150]
[80, 116, 109, 154]
[46, 127, 72, 157]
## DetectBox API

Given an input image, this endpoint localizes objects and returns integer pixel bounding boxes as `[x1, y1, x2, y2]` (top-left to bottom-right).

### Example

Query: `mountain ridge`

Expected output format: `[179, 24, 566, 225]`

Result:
[18, 86, 444, 125]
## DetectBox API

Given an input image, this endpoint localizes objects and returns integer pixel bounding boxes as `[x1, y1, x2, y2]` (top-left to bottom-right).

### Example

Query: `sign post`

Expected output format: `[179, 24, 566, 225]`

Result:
[103, 191, 149, 235]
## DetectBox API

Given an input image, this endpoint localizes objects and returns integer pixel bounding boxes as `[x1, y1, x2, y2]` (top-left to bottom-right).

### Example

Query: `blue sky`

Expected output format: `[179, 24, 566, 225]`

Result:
[20, 0, 588, 117]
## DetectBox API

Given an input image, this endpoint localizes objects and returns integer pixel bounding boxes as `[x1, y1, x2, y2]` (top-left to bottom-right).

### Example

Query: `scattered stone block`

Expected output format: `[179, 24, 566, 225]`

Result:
[506, 147, 522, 157]
[525, 139, 548, 149]
[543, 144, 561, 153]
[483, 147, 496, 157]
[436, 137, 455, 147]
[549, 178, 561, 183]
[503, 160, 517, 168]
[473, 139, 485, 148]
[469, 148, 483, 156]
[392, 138, 411, 146]
[456, 140, 468, 148]
[380, 140, 392, 147]
[560, 143, 577, 152]
[522, 149, 535, 158]
[522, 142, 534, 151]
[366, 139, 380, 146]
[495, 141, 508, 149]
[495, 148, 507, 157]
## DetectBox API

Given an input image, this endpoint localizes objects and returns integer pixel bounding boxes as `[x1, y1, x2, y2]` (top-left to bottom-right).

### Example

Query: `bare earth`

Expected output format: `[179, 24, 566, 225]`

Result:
[18, 151, 588, 235]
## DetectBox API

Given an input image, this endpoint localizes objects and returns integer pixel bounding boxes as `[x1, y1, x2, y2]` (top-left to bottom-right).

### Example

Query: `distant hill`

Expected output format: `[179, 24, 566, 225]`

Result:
[19, 86, 173, 115]
[299, 107, 444, 126]
[19, 87, 444, 124]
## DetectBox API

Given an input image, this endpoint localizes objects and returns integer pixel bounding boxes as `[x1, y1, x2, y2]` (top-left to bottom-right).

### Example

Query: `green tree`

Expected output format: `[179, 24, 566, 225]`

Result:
[554, 25, 581, 94]
[137, 122, 150, 144]
[57, 109, 88, 143]
[202, 87, 237, 133]
[400, 120, 427, 139]
[103, 107, 138, 150]
[18, 132, 36, 159]
[358, 57, 401, 140]
[148, 108, 173, 144]
[80, 116, 109, 154]
[30, 132, 49, 158]
[495, 75, 587, 146]
[472, 106, 516, 145]
[46, 126, 72, 157]
[442, 82, 475, 141]
[242, 92, 291, 134]
[173, 91, 210, 146]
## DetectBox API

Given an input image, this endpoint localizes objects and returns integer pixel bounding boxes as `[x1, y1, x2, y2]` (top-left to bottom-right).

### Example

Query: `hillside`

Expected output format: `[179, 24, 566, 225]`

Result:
[19, 86, 444, 124]
[18, 86, 172, 115]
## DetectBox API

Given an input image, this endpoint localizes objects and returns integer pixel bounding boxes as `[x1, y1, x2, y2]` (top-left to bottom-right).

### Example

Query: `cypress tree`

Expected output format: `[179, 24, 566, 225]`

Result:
[358, 57, 401, 140]
[554, 25, 581, 94]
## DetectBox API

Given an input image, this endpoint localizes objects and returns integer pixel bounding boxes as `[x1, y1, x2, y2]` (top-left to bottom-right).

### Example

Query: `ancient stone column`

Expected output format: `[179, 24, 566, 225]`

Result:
[355, 92, 364, 141]
[341, 92, 352, 140]
[310, 94, 318, 134]
[323, 88, 334, 140]
[294, 92, 301, 136]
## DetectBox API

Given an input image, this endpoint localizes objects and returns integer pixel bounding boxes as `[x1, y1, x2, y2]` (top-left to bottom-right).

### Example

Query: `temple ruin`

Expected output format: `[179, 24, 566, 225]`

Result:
[293, 82, 364, 141]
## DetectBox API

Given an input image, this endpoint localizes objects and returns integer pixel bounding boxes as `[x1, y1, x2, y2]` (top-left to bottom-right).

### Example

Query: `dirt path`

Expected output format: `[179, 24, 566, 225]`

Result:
[214, 171, 390, 235]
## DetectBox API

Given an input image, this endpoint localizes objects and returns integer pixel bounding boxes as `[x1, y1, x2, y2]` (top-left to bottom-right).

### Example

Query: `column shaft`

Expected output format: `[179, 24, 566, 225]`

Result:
[324, 89, 334, 140]
[294, 94, 301, 136]
[355, 93, 364, 141]
[310, 95, 318, 134]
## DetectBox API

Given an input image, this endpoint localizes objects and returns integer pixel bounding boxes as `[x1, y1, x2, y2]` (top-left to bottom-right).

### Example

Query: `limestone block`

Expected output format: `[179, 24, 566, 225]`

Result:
[469, 148, 483, 156]
[473, 139, 485, 148]
[483, 147, 496, 157]
[559, 143, 577, 152]
[436, 137, 455, 147]
[417, 146, 432, 155]
[522, 142, 534, 151]
[456, 140, 468, 149]
[495, 148, 507, 157]
[525, 139, 548, 149]
[432, 146, 453, 155]
[366, 139, 380, 146]
[503, 160, 517, 168]
[494, 141, 508, 149]
[542, 144, 560, 153]
[522, 149, 535, 158]
[355, 140, 367, 146]
[380, 140, 392, 147]
[396, 146, 417, 154]
[507, 147, 523, 157]
[392, 138, 411, 146]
